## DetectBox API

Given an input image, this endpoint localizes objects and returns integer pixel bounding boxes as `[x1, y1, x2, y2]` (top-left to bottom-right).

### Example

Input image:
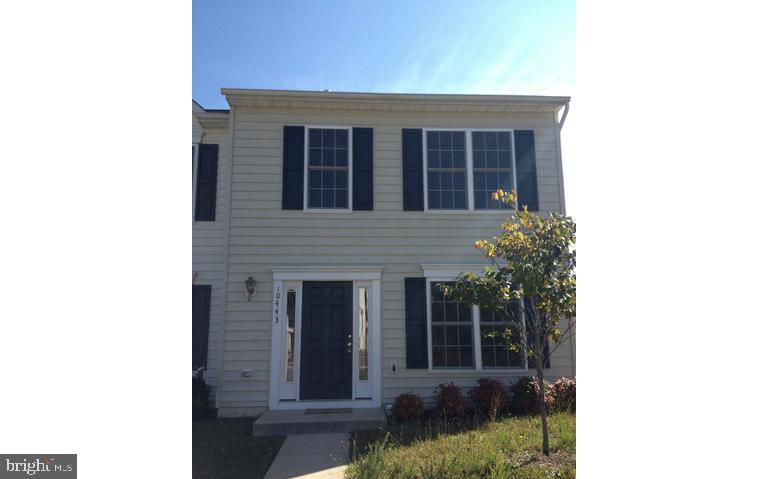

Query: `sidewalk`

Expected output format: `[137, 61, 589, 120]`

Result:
[263, 433, 349, 479]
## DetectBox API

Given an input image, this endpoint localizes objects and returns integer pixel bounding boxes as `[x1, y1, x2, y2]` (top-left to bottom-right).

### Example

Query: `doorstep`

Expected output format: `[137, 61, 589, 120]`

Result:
[253, 407, 384, 436]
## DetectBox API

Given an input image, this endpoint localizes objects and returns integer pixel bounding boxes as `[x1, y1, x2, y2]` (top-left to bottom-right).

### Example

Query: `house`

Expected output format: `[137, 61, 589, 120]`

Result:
[192, 100, 230, 402]
[192, 90, 574, 417]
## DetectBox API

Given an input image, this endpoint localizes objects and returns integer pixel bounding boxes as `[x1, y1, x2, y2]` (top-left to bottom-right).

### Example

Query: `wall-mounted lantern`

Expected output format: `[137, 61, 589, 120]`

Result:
[245, 276, 256, 302]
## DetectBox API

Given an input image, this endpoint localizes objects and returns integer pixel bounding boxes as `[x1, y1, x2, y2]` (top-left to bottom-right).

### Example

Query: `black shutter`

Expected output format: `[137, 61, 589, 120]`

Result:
[192, 285, 212, 370]
[404, 277, 428, 368]
[514, 130, 539, 212]
[524, 296, 551, 369]
[402, 129, 424, 211]
[194, 144, 218, 221]
[282, 126, 305, 209]
[353, 127, 374, 210]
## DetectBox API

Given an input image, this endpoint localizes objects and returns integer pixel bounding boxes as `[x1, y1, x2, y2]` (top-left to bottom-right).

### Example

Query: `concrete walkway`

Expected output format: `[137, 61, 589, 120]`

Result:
[263, 433, 349, 479]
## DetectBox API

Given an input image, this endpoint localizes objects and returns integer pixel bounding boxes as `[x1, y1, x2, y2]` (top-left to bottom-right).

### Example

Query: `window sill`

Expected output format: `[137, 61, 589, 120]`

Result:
[422, 209, 514, 215]
[426, 368, 529, 375]
[302, 208, 354, 214]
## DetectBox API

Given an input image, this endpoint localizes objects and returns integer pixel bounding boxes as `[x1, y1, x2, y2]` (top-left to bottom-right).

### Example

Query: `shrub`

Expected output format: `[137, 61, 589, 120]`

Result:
[470, 378, 508, 419]
[192, 368, 209, 417]
[433, 383, 469, 419]
[553, 377, 576, 412]
[392, 393, 424, 422]
[509, 376, 554, 415]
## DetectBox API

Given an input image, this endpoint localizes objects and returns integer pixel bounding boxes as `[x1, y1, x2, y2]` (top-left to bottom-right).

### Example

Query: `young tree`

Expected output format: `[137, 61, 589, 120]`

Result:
[443, 189, 576, 455]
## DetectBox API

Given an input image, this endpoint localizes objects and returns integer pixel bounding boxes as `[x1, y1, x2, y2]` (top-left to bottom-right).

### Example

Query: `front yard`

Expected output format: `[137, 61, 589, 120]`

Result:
[193, 415, 284, 479]
[347, 412, 576, 479]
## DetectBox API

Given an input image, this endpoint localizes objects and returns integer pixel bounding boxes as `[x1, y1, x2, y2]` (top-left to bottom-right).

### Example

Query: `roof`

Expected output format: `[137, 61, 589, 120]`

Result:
[193, 99, 229, 128]
[220, 88, 569, 113]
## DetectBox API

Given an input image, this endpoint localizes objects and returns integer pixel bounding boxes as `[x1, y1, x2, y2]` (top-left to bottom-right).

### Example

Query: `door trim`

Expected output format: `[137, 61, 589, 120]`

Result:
[269, 266, 382, 410]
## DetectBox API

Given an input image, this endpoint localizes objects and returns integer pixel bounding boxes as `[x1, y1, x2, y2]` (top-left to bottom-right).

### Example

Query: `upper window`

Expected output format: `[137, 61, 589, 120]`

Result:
[426, 131, 468, 209]
[307, 128, 350, 209]
[424, 130, 515, 211]
[472, 132, 514, 209]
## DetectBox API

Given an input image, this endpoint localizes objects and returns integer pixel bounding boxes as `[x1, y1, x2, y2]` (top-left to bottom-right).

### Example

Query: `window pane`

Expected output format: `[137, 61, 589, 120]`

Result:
[322, 129, 335, 147]
[453, 131, 465, 149]
[335, 189, 348, 208]
[322, 148, 334, 166]
[446, 346, 459, 367]
[285, 291, 296, 382]
[433, 345, 446, 367]
[498, 150, 512, 168]
[486, 132, 497, 148]
[498, 131, 511, 149]
[309, 147, 321, 166]
[428, 150, 440, 169]
[335, 129, 348, 146]
[335, 148, 348, 167]
[428, 191, 440, 209]
[472, 131, 485, 149]
[427, 131, 439, 149]
[309, 189, 321, 207]
[309, 129, 322, 147]
[358, 288, 369, 381]
[460, 346, 474, 367]
[335, 171, 347, 188]
[322, 189, 333, 207]
[453, 150, 465, 168]
[309, 170, 321, 188]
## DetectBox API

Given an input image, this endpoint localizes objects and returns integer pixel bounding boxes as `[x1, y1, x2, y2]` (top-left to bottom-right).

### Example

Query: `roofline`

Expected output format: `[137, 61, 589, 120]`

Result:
[193, 99, 230, 114]
[220, 88, 569, 113]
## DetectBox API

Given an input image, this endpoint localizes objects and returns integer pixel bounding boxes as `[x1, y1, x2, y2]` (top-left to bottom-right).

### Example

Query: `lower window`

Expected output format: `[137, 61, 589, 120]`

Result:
[428, 280, 525, 370]
[430, 282, 474, 368]
[480, 306, 524, 368]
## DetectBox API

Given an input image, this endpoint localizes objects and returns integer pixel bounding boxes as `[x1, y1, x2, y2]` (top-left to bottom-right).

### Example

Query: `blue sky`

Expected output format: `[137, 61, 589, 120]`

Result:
[193, 0, 575, 109]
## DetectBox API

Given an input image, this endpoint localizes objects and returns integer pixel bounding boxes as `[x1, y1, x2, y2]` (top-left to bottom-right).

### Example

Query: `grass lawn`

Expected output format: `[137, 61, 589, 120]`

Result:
[347, 412, 575, 479]
[193, 415, 284, 479]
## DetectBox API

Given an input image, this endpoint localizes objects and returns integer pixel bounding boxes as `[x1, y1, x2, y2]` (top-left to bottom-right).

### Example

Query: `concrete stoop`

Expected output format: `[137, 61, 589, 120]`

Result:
[253, 407, 385, 436]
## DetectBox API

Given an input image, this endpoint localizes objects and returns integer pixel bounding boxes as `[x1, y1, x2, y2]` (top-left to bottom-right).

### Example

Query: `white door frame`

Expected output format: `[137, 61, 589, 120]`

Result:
[268, 266, 383, 410]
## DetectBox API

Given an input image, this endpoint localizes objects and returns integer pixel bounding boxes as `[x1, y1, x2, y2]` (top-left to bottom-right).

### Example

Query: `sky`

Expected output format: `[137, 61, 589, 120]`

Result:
[193, 0, 576, 214]
[193, 0, 574, 106]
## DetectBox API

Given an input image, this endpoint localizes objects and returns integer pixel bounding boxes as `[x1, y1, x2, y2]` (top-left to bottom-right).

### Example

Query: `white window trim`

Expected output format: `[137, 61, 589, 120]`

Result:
[422, 128, 518, 214]
[420, 264, 528, 372]
[303, 125, 354, 213]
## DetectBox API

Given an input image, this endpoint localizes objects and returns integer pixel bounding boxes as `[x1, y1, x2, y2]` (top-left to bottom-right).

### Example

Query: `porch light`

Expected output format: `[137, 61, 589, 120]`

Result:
[245, 276, 256, 302]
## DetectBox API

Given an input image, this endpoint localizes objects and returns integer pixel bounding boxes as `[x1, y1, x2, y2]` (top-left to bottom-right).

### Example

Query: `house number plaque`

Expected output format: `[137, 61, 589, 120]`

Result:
[274, 285, 280, 323]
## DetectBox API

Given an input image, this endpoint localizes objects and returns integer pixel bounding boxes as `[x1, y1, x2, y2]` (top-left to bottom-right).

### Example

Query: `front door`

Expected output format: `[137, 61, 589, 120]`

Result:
[300, 281, 353, 400]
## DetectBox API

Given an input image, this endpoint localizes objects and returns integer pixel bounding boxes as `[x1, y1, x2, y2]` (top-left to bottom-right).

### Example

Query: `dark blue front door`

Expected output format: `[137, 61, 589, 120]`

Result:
[300, 281, 353, 400]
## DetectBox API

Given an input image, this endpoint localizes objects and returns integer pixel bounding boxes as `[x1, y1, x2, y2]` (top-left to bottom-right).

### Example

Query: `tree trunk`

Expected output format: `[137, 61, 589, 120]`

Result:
[536, 355, 550, 456]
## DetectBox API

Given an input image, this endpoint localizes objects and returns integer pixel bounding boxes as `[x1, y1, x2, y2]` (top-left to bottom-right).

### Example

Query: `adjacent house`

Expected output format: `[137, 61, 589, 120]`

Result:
[192, 89, 574, 417]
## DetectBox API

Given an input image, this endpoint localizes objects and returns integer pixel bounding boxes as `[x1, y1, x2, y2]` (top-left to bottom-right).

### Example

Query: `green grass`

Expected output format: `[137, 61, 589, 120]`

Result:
[193, 415, 284, 479]
[347, 413, 575, 479]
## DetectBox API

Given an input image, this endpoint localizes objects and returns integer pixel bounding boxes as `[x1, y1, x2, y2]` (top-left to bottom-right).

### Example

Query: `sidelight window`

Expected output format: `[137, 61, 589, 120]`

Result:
[284, 290, 296, 382]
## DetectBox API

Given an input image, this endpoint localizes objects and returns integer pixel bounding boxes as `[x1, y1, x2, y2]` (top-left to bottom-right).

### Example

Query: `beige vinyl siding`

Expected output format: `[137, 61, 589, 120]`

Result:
[192, 126, 230, 402]
[217, 107, 573, 415]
